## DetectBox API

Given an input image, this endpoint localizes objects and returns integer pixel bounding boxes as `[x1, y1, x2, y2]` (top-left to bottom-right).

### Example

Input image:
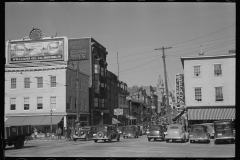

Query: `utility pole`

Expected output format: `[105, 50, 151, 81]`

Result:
[155, 46, 172, 125]
[117, 52, 119, 80]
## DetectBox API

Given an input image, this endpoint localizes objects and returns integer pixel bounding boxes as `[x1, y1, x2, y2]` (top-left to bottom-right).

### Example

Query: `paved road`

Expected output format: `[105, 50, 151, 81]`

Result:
[5, 135, 235, 158]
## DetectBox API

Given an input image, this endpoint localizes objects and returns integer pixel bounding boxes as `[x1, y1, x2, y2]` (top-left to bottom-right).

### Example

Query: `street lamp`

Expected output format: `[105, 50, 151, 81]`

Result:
[50, 109, 53, 140]
[101, 112, 104, 124]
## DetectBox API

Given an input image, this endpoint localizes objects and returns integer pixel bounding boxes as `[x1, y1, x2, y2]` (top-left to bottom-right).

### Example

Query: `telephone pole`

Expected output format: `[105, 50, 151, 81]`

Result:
[155, 46, 172, 125]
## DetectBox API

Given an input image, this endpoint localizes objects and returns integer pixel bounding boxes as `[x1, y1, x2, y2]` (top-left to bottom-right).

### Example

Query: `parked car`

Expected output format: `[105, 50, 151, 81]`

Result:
[189, 124, 211, 143]
[92, 124, 120, 143]
[147, 124, 167, 141]
[73, 126, 96, 141]
[213, 120, 235, 144]
[122, 125, 139, 138]
[201, 123, 214, 139]
[165, 124, 188, 143]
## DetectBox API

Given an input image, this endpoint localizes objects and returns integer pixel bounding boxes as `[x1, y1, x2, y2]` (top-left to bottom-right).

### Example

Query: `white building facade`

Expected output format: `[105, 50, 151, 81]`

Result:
[180, 53, 235, 126]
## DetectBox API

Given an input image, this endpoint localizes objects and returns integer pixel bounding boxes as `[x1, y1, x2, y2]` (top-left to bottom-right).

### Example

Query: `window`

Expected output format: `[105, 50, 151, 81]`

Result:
[10, 98, 16, 110]
[84, 98, 86, 110]
[11, 78, 16, 89]
[94, 98, 98, 107]
[50, 97, 56, 110]
[24, 77, 30, 88]
[214, 64, 222, 76]
[69, 97, 72, 109]
[194, 66, 201, 77]
[24, 97, 30, 110]
[50, 76, 56, 87]
[75, 97, 77, 109]
[79, 80, 82, 91]
[37, 77, 43, 88]
[215, 87, 223, 101]
[37, 97, 43, 109]
[195, 88, 202, 101]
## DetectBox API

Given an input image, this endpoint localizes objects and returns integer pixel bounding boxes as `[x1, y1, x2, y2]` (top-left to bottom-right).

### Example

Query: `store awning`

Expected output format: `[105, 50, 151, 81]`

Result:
[188, 108, 235, 120]
[5, 115, 64, 126]
[112, 118, 121, 124]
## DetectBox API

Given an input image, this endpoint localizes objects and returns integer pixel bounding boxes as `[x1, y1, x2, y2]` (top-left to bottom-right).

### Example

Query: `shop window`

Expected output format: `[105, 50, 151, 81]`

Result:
[11, 78, 16, 89]
[10, 98, 16, 110]
[24, 97, 30, 110]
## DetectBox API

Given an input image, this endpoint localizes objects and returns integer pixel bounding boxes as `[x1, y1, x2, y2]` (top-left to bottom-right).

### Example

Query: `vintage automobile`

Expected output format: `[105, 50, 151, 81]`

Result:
[122, 125, 139, 138]
[73, 126, 96, 141]
[189, 124, 211, 143]
[165, 124, 188, 143]
[201, 123, 214, 139]
[92, 124, 120, 143]
[213, 120, 235, 144]
[147, 124, 167, 141]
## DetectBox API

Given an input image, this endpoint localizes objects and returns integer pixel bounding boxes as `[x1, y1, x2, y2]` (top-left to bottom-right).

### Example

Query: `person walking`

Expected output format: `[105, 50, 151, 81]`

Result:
[34, 128, 38, 139]
[56, 127, 62, 140]
[67, 127, 71, 141]
[64, 127, 67, 139]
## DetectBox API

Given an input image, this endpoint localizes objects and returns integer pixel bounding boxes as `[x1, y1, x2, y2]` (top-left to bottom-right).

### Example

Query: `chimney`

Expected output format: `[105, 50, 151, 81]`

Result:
[229, 50, 235, 54]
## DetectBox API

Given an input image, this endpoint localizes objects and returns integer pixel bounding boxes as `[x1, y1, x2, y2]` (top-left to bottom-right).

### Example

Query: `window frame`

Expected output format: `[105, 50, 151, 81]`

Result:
[37, 97, 43, 110]
[214, 64, 222, 76]
[50, 76, 56, 88]
[11, 78, 17, 89]
[194, 87, 202, 102]
[24, 77, 31, 89]
[193, 65, 201, 77]
[215, 86, 223, 101]
[50, 96, 56, 110]
[10, 98, 16, 110]
[37, 77, 43, 88]
[23, 97, 30, 110]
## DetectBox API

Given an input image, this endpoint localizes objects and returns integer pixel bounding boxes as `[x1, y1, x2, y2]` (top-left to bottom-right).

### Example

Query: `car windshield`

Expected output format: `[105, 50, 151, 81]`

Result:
[169, 126, 179, 129]
[149, 125, 162, 130]
[192, 126, 204, 131]
[96, 126, 108, 130]
[215, 122, 231, 131]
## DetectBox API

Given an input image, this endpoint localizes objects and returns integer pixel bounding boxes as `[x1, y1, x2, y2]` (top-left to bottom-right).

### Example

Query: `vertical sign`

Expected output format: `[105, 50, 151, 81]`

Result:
[175, 74, 180, 104]
[179, 74, 185, 105]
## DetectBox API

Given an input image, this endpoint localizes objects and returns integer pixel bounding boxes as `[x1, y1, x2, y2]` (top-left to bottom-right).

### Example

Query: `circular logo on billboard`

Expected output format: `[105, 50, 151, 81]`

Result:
[47, 42, 59, 55]
[14, 44, 25, 56]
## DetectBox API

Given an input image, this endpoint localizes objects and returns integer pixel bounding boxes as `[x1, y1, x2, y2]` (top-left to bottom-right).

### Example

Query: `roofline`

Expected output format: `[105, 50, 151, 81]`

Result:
[180, 54, 236, 68]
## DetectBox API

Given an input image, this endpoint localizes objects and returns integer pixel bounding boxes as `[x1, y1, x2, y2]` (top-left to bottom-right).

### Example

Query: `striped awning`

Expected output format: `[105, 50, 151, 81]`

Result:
[188, 108, 235, 120]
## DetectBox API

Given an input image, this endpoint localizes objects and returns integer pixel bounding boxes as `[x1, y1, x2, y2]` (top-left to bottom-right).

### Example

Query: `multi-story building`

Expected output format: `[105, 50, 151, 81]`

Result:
[180, 53, 235, 126]
[5, 34, 90, 135]
[118, 81, 129, 125]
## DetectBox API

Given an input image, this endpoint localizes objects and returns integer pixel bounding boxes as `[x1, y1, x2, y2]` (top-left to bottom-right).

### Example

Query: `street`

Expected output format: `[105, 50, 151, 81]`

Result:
[5, 134, 235, 158]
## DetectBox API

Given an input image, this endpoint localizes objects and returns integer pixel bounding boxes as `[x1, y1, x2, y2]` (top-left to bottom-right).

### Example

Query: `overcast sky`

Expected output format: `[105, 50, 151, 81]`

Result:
[5, 2, 235, 92]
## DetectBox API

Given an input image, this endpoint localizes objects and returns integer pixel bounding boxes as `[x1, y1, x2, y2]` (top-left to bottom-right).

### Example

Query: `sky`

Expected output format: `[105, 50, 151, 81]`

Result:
[5, 2, 236, 92]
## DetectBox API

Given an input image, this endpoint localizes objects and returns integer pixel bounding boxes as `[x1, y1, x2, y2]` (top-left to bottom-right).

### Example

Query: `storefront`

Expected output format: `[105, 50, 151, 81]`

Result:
[187, 106, 235, 127]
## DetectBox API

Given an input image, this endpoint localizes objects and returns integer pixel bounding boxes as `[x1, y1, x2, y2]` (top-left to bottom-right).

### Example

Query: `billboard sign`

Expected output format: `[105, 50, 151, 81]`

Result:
[114, 108, 123, 115]
[6, 37, 67, 64]
[68, 38, 90, 61]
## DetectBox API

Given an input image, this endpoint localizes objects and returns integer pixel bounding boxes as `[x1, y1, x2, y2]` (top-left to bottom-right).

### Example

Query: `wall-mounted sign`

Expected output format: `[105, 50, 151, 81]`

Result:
[6, 37, 68, 64]
[114, 108, 123, 115]
[68, 38, 90, 61]
[175, 74, 185, 105]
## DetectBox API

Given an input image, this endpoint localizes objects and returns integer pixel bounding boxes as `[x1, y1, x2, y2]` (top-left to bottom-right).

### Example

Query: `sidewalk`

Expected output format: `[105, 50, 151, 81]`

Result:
[26, 135, 68, 141]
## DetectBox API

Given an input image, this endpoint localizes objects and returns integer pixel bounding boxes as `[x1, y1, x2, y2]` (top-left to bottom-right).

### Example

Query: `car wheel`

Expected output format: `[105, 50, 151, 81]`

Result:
[85, 135, 89, 141]
[148, 138, 151, 142]
[94, 140, 98, 143]
[166, 139, 169, 143]
[14, 138, 24, 149]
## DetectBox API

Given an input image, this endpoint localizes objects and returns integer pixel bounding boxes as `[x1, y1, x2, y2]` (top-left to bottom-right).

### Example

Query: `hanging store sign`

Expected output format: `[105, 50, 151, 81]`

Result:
[6, 37, 67, 64]
[175, 73, 185, 105]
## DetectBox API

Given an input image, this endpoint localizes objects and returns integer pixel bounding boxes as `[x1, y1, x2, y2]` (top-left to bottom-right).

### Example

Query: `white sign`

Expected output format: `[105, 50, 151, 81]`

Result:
[114, 108, 123, 115]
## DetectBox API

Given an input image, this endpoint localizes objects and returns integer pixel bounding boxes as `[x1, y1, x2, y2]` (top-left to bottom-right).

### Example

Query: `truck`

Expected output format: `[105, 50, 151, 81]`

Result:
[4, 125, 32, 149]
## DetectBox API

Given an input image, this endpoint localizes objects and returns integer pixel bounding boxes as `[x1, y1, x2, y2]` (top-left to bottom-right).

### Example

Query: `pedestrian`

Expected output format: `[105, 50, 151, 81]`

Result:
[34, 128, 38, 138]
[70, 127, 75, 140]
[64, 127, 67, 139]
[58, 127, 62, 139]
[67, 127, 71, 141]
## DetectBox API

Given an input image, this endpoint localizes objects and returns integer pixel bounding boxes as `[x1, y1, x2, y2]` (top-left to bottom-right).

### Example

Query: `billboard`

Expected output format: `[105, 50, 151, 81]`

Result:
[6, 37, 68, 64]
[68, 38, 90, 61]
[175, 74, 185, 105]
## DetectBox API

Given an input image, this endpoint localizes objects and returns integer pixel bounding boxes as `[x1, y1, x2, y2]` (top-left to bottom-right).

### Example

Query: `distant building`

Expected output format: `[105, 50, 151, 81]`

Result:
[180, 53, 235, 126]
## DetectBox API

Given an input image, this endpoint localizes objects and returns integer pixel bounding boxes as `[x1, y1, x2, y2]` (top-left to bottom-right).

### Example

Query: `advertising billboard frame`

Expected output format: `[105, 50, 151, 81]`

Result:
[6, 36, 68, 64]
